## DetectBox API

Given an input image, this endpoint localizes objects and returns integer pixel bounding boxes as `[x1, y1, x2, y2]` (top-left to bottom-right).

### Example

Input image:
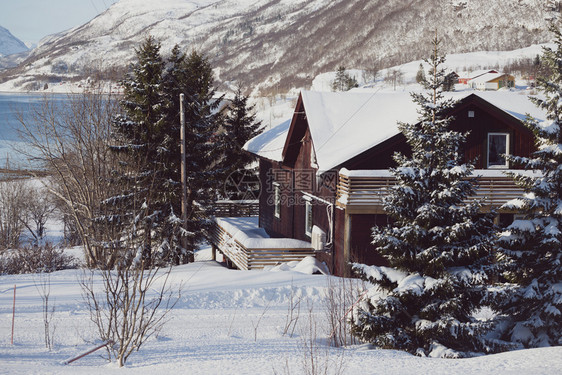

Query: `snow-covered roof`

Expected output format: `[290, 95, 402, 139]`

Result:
[458, 69, 497, 80]
[245, 89, 547, 172]
[215, 217, 312, 249]
[244, 119, 292, 162]
[470, 72, 513, 84]
[301, 90, 417, 172]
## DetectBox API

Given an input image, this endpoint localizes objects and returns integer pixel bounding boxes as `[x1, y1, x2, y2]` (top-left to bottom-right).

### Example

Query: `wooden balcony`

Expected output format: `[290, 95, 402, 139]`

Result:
[336, 169, 534, 214]
[210, 217, 314, 270]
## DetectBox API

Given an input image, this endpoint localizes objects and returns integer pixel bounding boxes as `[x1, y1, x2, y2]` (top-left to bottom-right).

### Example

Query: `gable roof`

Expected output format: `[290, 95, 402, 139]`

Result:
[245, 90, 547, 172]
[470, 72, 514, 84]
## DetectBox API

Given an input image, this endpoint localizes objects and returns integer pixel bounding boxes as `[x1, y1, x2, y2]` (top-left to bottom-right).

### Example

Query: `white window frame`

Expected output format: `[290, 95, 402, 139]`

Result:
[273, 182, 281, 219]
[487, 132, 510, 169]
[304, 196, 313, 237]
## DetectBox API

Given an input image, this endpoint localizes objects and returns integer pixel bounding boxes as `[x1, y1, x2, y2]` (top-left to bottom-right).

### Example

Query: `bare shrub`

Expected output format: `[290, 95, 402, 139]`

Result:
[21, 182, 55, 245]
[384, 69, 404, 90]
[283, 280, 304, 338]
[34, 272, 57, 350]
[17, 85, 124, 268]
[324, 276, 365, 348]
[0, 243, 77, 274]
[80, 262, 181, 367]
[0, 179, 27, 249]
[252, 300, 272, 341]
[299, 301, 346, 375]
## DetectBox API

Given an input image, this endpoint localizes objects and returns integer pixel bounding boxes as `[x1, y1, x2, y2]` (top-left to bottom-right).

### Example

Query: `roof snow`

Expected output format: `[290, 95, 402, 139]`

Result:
[244, 119, 291, 162]
[245, 89, 547, 172]
[470, 72, 513, 84]
[215, 217, 312, 249]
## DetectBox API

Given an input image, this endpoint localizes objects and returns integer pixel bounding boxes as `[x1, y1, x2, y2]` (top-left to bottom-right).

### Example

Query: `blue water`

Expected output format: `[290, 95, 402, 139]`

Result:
[0, 92, 70, 168]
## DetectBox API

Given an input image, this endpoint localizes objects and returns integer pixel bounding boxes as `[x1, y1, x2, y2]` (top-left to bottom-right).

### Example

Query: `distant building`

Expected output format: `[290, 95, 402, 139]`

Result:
[469, 72, 515, 90]
[458, 69, 498, 85]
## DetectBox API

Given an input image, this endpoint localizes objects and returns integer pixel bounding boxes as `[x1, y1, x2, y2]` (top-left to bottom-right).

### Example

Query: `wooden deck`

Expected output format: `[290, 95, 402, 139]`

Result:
[210, 217, 314, 270]
[336, 169, 532, 214]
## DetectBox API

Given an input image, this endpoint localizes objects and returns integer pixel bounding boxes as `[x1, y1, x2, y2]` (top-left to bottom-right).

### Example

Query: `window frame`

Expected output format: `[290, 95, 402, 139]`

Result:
[273, 182, 281, 219]
[304, 197, 313, 237]
[487, 132, 510, 169]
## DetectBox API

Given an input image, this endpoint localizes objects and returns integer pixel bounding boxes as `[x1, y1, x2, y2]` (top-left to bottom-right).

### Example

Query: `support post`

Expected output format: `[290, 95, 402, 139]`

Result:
[343, 212, 352, 277]
[211, 244, 217, 261]
[180, 93, 191, 262]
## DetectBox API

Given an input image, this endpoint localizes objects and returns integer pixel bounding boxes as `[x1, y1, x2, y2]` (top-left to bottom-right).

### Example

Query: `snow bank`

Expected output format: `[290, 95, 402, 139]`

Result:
[1, 252, 561, 374]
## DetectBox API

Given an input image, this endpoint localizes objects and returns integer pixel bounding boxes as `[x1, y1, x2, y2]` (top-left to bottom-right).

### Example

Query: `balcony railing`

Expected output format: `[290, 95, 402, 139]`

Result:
[336, 168, 535, 213]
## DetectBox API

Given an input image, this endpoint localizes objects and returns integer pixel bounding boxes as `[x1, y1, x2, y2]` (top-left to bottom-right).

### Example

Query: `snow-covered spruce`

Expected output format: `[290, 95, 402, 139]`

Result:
[350, 36, 510, 357]
[107, 38, 224, 266]
[495, 24, 562, 348]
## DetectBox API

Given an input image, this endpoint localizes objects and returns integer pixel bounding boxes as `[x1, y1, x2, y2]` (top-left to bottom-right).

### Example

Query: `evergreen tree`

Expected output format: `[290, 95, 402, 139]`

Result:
[350, 36, 505, 357]
[332, 65, 359, 91]
[108, 36, 174, 267]
[416, 63, 426, 83]
[161, 48, 224, 263]
[218, 88, 263, 200]
[221, 88, 262, 172]
[495, 23, 562, 348]
[443, 72, 457, 92]
[108, 39, 224, 266]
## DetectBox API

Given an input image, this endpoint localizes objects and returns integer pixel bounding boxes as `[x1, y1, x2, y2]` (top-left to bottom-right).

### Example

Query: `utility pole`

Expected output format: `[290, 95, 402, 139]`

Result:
[180, 93, 189, 261]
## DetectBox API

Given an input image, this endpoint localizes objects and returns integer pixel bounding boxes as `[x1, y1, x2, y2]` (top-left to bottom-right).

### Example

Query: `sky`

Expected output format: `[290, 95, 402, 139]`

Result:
[0, 0, 118, 47]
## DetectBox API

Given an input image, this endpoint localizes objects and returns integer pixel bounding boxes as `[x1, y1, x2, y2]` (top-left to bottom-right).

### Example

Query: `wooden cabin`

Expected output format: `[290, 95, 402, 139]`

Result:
[228, 90, 544, 276]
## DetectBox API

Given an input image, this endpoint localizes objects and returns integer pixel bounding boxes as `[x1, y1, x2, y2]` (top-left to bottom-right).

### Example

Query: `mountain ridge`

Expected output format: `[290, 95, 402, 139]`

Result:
[0, 0, 559, 93]
[0, 26, 29, 57]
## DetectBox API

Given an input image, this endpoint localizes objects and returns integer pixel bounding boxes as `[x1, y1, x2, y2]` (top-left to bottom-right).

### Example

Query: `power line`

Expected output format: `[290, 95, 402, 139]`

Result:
[89, 0, 100, 14]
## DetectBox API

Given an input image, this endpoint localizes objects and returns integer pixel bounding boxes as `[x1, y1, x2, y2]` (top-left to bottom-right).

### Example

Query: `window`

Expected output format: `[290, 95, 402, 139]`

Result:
[487, 133, 510, 169]
[468, 110, 475, 118]
[305, 198, 313, 237]
[273, 183, 281, 219]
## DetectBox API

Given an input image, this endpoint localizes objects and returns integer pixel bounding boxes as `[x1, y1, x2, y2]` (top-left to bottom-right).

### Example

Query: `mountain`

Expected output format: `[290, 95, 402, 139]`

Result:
[0, 0, 559, 93]
[0, 26, 28, 57]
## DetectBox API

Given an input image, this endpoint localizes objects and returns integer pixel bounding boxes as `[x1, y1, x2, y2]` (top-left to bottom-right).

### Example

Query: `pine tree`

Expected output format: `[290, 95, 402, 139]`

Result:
[217, 88, 263, 200]
[496, 23, 562, 348]
[161, 48, 224, 262]
[107, 40, 224, 266]
[416, 63, 426, 83]
[332, 65, 358, 91]
[221, 88, 262, 172]
[108, 36, 173, 267]
[350, 35, 505, 357]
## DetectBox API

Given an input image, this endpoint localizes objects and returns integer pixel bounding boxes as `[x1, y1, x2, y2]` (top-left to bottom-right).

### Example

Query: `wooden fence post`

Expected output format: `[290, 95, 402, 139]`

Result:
[11, 285, 16, 345]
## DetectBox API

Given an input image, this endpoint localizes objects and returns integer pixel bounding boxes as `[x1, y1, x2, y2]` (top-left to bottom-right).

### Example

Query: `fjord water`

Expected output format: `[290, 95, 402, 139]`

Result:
[0, 92, 68, 168]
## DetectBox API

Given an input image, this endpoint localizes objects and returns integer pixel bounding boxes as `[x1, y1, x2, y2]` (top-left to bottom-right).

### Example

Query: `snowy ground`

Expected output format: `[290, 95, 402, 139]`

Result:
[0, 246, 560, 375]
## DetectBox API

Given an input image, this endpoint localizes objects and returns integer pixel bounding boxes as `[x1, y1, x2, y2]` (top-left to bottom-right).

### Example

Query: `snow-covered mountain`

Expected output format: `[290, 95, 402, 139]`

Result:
[0, 0, 559, 93]
[0, 26, 28, 57]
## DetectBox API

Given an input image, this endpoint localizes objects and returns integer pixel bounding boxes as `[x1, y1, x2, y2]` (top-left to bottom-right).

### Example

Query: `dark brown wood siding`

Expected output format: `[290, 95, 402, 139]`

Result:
[259, 158, 294, 239]
[350, 214, 389, 267]
[333, 94, 536, 172]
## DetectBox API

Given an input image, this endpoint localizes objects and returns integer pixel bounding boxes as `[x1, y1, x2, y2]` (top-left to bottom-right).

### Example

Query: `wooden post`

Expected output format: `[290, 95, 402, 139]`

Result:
[211, 244, 217, 261]
[180, 93, 190, 261]
[63, 341, 112, 365]
[11, 285, 15, 345]
[343, 212, 352, 277]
